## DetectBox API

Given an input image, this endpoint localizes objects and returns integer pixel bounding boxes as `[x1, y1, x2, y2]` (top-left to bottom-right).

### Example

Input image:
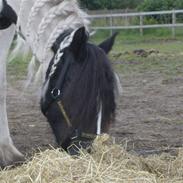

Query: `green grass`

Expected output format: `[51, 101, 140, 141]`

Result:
[113, 54, 183, 76]
[90, 29, 183, 55]
[7, 55, 30, 80]
[113, 40, 183, 53]
[7, 30, 183, 80]
[89, 29, 183, 77]
[92, 28, 183, 41]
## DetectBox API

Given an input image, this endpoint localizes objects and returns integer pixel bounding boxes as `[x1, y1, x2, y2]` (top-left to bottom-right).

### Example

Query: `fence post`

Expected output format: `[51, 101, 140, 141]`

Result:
[172, 9, 176, 38]
[140, 14, 144, 36]
[110, 10, 113, 36]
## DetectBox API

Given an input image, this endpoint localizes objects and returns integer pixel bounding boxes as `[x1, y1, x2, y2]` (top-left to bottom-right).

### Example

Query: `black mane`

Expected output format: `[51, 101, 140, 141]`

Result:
[63, 43, 116, 132]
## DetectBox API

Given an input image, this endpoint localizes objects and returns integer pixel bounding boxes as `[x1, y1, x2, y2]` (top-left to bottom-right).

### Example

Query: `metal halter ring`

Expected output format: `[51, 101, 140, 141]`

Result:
[51, 88, 61, 99]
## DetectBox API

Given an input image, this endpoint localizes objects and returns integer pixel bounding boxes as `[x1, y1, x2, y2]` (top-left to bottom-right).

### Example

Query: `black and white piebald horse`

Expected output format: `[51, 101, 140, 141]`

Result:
[0, 0, 119, 166]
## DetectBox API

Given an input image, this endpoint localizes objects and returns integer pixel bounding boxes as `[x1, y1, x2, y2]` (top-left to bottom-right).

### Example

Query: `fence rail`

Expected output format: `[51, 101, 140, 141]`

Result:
[88, 9, 183, 37]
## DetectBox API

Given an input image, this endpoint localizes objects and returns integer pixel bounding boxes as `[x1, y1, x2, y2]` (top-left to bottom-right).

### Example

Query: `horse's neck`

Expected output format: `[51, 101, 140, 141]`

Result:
[7, 0, 89, 84]
[12, 0, 89, 63]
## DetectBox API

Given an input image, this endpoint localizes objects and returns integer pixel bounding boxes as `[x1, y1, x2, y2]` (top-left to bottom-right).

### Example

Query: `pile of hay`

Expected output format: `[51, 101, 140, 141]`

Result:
[0, 135, 183, 183]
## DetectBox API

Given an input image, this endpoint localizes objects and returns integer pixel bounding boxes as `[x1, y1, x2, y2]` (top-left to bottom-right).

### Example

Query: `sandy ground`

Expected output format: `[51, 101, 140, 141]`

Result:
[111, 72, 183, 155]
[7, 70, 183, 156]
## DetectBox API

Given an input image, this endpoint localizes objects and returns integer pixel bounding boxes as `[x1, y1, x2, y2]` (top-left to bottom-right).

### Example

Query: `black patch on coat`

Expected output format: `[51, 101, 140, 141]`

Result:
[0, 0, 17, 29]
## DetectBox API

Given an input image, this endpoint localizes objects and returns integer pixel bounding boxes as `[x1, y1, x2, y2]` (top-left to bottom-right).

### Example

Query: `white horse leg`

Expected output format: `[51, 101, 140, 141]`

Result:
[0, 25, 24, 167]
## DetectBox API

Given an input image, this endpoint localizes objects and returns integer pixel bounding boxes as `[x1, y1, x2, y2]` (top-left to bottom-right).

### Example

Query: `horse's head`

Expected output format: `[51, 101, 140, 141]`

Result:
[41, 27, 118, 154]
[0, 0, 17, 30]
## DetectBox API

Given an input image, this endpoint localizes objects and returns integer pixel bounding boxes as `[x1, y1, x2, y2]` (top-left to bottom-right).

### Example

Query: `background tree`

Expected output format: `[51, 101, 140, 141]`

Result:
[138, 0, 183, 11]
[79, 0, 143, 10]
[138, 0, 183, 23]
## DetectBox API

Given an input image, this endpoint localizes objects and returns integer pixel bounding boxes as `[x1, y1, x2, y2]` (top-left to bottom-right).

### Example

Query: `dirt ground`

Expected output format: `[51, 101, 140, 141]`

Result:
[7, 68, 183, 156]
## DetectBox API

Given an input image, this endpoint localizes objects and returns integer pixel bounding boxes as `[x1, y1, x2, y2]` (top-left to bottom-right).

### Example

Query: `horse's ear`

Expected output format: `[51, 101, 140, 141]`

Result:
[98, 32, 118, 54]
[69, 27, 88, 60]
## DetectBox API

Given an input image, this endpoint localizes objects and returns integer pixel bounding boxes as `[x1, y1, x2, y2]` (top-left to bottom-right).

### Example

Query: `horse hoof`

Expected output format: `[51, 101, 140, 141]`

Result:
[0, 143, 24, 168]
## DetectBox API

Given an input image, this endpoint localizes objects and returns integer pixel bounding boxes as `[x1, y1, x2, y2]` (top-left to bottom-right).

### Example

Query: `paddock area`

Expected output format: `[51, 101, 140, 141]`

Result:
[2, 37, 183, 182]
[7, 38, 183, 156]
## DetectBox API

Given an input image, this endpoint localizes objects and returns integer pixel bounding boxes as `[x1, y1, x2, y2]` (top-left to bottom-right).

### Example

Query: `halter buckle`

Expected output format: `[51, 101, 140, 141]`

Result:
[51, 88, 61, 99]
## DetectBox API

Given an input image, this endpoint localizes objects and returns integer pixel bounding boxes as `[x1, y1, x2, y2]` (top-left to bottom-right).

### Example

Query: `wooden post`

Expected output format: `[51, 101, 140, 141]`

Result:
[140, 15, 144, 36]
[125, 8, 129, 26]
[172, 9, 176, 38]
[110, 10, 113, 36]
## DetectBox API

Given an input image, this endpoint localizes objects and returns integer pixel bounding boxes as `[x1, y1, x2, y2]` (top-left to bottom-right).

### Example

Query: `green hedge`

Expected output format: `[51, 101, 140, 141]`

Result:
[79, 0, 143, 10]
[138, 0, 183, 23]
[138, 0, 183, 11]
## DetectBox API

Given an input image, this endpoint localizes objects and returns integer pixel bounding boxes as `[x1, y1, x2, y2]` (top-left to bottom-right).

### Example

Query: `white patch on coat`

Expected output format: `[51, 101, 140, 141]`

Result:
[0, 0, 3, 12]
[0, 25, 15, 141]
[97, 103, 102, 135]
[0, 24, 23, 166]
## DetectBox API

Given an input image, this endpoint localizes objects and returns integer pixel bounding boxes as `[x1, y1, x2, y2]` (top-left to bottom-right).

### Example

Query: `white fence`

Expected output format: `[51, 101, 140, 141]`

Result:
[88, 10, 183, 37]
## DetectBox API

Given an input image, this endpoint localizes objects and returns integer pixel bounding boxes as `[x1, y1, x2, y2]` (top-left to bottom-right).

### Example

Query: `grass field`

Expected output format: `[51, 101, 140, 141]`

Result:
[9, 30, 183, 75]
[89, 30, 183, 78]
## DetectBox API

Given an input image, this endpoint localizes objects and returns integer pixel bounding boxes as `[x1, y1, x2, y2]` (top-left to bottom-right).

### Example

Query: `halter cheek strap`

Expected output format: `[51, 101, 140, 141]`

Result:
[48, 86, 72, 128]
